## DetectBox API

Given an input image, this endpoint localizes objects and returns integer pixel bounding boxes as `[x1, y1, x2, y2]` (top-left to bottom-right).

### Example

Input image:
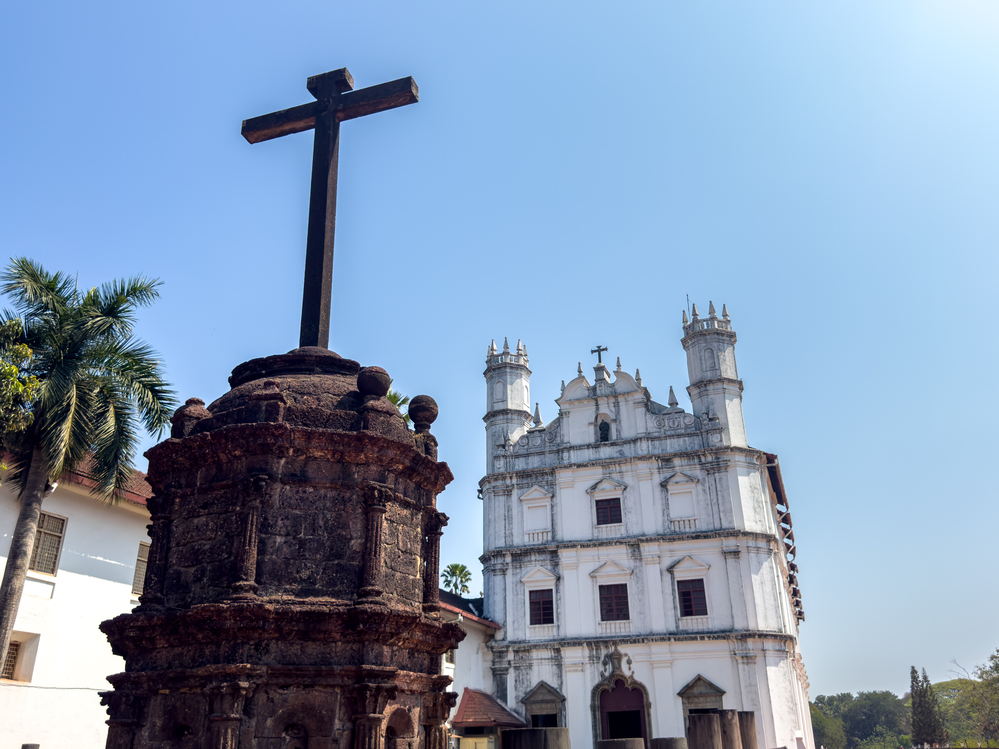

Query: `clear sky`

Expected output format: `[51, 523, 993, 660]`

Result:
[2, 1, 997, 699]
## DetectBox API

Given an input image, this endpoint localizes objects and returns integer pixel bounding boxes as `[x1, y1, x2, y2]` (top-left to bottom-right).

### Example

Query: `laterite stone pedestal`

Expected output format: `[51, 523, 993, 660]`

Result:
[100, 347, 463, 749]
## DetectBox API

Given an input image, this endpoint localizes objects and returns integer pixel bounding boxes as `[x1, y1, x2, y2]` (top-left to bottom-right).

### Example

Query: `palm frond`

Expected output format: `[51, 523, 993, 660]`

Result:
[78, 276, 162, 341]
[1, 257, 72, 320]
[88, 379, 139, 502]
[92, 337, 176, 435]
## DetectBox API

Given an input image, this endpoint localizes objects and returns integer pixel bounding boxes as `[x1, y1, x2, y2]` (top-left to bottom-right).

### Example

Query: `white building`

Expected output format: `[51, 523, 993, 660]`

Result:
[477, 304, 813, 749]
[0, 466, 152, 749]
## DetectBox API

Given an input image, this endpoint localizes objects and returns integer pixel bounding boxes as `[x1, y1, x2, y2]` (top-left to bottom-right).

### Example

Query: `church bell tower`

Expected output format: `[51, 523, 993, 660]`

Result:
[483, 337, 532, 472]
[682, 302, 748, 448]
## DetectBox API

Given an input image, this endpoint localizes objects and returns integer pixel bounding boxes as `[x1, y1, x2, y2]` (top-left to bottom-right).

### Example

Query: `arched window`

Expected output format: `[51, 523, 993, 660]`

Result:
[599, 422, 611, 442]
[702, 348, 717, 371]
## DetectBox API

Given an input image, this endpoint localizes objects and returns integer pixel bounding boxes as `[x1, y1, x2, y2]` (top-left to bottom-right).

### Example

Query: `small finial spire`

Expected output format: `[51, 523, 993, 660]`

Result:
[691, 303, 700, 318]
[577, 362, 583, 375]
[615, 356, 622, 371]
[489, 339, 497, 355]
[722, 304, 730, 321]
[503, 337, 510, 352]
[523, 343, 528, 356]
[635, 368, 642, 386]
[533, 402, 543, 427]
[517, 338, 523, 353]
[668, 386, 678, 408]
[708, 301, 716, 317]
[682, 310, 689, 325]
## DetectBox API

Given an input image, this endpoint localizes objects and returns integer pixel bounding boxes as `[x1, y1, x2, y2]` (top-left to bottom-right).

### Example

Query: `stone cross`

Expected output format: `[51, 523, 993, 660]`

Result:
[242, 68, 419, 349]
[590, 345, 608, 364]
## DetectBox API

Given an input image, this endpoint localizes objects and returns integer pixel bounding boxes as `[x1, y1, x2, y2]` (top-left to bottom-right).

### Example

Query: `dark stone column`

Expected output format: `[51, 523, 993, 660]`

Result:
[231, 500, 261, 599]
[421, 692, 457, 749]
[205, 680, 254, 749]
[718, 711, 743, 749]
[737, 713, 757, 749]
[352, 683, 399, 749]
[101, 689, 144, 749]
[422, 512, 447, 612]
[359, 484, 390, 601]
[138, 494, 170, 609]
[688, 714, 722, 749]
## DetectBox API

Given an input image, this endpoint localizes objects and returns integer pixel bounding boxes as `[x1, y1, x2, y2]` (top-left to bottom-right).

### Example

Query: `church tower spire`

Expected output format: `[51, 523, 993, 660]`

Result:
[681, 301, 747, 447]
[483, 337, 532, 472]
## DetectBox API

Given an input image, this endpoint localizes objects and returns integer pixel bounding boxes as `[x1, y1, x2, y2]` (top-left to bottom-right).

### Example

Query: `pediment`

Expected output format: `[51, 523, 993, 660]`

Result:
[522, 681, 565, 705]
[589, 560, 632, 579]
[519, 485, 554, 503]
[587, 477, 627, 495]
[677, 674, 726, 697]
[661, 472, 699, 487]
[611, 371, 639, 393]
[521, 565, 559, 584]
[667, 555, 710, 573]
[558, 376, 591, 402]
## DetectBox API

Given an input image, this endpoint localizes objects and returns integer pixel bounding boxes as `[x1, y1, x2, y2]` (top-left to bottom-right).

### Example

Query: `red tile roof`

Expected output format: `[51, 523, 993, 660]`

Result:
[452, 688, 526, 728]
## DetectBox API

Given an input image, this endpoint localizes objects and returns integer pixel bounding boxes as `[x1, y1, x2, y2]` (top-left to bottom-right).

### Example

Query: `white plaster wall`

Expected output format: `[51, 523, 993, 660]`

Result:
[499, 637, 810, 749]
[0, 481, 150, 749]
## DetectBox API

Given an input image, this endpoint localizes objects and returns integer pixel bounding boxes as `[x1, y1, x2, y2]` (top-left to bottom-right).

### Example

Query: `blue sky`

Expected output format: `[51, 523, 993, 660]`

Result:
[2, 1, 997, 698]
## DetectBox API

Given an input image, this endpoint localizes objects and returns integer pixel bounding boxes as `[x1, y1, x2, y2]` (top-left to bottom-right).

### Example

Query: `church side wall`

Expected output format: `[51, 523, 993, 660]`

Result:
[0, 482, 151, 749]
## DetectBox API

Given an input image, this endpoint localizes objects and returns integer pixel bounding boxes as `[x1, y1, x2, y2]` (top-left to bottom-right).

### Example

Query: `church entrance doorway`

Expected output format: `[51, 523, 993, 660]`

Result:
[599, 679, 648, 743]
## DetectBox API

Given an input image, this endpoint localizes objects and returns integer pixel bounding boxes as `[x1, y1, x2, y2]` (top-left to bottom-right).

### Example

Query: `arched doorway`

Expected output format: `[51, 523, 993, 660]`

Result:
[599, 678, 648, 742]
[590, 648, 651, 748]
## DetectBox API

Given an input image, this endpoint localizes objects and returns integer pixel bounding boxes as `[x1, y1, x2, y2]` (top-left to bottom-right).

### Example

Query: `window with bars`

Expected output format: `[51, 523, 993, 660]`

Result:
[132, 542, 150, 596]
[529, 589, 554, 625]
[595, 498, 622, 526]
[677, 579, 708, 617]
[2, 641, 19, 680]
[29, 513, 66, 575]
[598, 583, 630, 621]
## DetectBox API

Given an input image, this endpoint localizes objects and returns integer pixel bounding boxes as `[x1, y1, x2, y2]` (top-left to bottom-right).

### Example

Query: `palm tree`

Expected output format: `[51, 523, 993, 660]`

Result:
[441, 563, 472, 596]
[386, 386, 411, 426]
[0, 258, 176, 662]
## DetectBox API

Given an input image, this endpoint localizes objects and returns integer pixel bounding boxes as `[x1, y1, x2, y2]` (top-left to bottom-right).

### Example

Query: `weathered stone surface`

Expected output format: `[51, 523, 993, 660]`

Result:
[101, 349, 463, 749]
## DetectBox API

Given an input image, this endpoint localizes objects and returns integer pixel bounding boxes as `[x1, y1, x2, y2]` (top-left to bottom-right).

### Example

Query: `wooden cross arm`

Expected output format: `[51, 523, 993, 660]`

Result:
[241, 101, 321, 144]
[334, 77, 419, 122]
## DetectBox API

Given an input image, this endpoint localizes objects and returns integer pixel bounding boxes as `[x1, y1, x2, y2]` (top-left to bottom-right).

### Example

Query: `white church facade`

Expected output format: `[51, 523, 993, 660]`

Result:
[476, 304, 813, 749]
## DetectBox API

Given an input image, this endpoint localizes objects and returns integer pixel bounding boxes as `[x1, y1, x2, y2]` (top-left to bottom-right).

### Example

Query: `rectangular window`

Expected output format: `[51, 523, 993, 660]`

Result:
[599, 583, 630, 621]
[444, 649, 456, 665]
[2, 642, 19, 680]
[529, 589, 554, 625]
[29, 513, 65, 575]
[132, 542, 151, 596]
[677, 579, 708, 617]
[595, 498, 622, 525]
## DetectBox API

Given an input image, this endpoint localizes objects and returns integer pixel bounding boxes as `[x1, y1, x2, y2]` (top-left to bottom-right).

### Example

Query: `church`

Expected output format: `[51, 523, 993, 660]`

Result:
[462, 303, 813, 749]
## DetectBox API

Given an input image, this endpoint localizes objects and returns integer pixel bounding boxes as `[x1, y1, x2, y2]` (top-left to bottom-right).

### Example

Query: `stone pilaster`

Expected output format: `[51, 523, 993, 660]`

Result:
[422, 512, 447, 611]
[206, 680, 255, 749]
[360, 483, 391, 601]
[101, 689, 145, 749]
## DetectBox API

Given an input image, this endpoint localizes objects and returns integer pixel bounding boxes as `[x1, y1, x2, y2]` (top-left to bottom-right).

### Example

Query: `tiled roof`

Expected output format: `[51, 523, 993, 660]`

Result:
[452, 688, 526, 728]
[65, 456, 153, 506]
[438, 590, 500, 629]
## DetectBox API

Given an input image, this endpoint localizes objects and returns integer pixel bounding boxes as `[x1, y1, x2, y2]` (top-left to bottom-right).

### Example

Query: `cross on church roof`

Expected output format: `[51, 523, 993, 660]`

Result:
[241, 68, 419, 349]
[590, 345, 608, 364]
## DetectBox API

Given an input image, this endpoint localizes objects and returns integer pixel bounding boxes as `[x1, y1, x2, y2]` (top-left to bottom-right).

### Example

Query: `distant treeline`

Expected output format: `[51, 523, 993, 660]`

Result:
[811, 649, 999, 749]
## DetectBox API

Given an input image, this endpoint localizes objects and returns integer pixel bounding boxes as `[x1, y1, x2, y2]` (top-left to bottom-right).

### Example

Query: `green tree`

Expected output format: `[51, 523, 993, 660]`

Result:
[441, 563, 472, 596]
[856, 725, 901, 749]
[0, 318, 41, 485]
[815, 693, 857, 721]
[968, 650, 999, 743]
[839, 691, 907, 749]
[912, 667, 947, 745]
[811, 703, 848, 749]
[0, 258, 176, 662]
[386, 387, 411, 426]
